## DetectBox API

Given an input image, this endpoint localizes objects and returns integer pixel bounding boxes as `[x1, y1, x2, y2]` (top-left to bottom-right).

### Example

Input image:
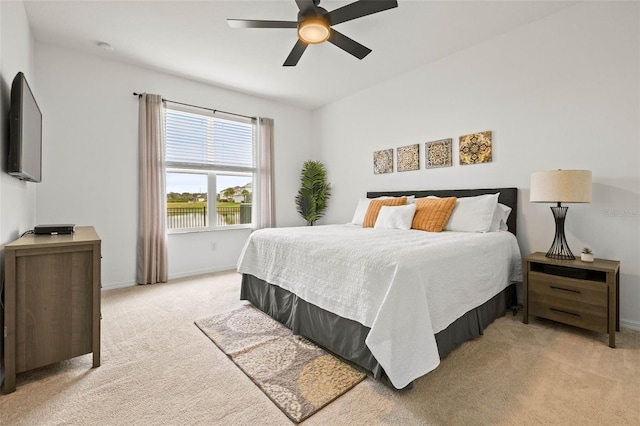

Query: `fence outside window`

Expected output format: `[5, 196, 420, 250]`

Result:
[167, 205, 252, 229]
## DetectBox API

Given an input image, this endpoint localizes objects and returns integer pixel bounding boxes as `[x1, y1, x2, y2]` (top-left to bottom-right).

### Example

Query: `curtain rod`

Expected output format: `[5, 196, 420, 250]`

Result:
[133, 92, 256, 120]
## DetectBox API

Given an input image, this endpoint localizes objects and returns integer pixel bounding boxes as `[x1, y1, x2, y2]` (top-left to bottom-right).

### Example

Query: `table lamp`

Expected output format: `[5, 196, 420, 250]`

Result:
[530, 169, 592, 260]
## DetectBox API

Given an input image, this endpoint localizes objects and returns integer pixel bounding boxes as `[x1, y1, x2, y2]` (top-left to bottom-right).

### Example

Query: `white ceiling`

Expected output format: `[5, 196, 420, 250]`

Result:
[23, 0, 575, 110]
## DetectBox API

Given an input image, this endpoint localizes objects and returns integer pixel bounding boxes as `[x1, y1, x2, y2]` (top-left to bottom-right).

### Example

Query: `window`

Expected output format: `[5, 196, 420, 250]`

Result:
[165, 106, 255, 231]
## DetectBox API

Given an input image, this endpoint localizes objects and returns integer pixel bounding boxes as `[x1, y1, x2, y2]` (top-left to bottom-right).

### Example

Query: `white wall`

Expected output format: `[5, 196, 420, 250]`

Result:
[313, 2, 640, 329]
[34, 44, 313, 288]
[0, 1, 37, 260]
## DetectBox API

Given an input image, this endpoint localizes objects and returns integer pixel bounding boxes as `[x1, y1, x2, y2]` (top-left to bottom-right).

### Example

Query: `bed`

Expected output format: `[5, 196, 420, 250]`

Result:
[237, 188, 522, 389]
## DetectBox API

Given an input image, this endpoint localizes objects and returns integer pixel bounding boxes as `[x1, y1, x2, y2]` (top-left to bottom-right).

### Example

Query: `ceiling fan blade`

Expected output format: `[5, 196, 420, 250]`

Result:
[283, 40, 309, 66]
[328, 29, 371, 60]
[227, 19, 297, 29]
[295, 0, 318, 15]
[327, 0, 398, 26]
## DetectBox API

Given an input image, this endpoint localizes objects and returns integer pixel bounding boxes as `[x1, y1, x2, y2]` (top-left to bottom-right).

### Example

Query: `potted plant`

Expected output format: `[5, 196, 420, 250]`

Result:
[295, 160, 331, 226]
[581, 247, 594, 263]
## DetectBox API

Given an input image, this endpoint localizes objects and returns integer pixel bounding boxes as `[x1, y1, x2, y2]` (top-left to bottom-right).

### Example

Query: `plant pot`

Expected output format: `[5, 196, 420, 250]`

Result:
[581, 253, 594, 262]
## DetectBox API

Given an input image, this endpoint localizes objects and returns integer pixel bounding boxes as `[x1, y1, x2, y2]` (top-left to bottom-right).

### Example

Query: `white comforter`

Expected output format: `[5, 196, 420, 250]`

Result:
[237, 224, 522, 388]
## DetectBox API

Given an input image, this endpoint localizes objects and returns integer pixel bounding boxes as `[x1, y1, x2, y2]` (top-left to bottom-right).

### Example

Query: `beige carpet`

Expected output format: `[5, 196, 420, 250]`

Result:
[0, 270, 639, 425]
[195, 305, 366, 423]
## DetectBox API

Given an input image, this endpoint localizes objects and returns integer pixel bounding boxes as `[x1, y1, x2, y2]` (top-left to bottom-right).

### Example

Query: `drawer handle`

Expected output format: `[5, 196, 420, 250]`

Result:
[550, 285, 581, 294]
[550, 307, 581, 318]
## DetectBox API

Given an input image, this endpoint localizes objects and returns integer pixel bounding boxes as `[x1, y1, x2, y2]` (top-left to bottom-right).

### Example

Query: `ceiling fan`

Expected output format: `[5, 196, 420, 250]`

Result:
[228, 0, 398, 66]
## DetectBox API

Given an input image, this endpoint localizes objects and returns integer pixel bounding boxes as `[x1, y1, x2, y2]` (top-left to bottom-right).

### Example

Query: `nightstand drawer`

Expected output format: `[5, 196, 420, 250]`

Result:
[529, 271, 607, 307]
[529, 295, 607, 333]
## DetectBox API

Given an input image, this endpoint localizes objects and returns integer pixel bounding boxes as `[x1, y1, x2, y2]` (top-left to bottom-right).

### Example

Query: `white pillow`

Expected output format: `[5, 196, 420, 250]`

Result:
[374, 204, 417, 230]
[489, 203, 512, 232]
[350, 198, 372, 225]
[350, 196, 416, 225]
[445, 193, 500, 232]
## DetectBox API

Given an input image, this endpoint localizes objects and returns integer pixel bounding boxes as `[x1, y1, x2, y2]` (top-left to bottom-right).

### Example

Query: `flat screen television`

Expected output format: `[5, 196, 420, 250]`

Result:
[8, 72, 42, 183]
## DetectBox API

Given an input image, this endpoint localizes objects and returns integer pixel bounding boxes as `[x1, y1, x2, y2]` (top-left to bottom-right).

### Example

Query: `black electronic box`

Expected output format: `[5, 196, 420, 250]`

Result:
[34, 224, 75, 235]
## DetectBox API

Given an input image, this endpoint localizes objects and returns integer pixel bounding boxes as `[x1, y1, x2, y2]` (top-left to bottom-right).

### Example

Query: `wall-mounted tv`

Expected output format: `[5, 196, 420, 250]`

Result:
[8, 72, 42, 183]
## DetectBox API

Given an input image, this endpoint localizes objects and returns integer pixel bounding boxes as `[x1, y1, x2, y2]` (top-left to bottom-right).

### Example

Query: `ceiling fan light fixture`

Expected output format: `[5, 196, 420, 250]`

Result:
[229, 0, 399, 66]
[298, 17, 330, 44]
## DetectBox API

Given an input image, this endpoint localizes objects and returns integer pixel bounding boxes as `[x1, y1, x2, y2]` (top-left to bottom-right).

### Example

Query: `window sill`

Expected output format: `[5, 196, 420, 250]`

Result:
[167, 225, 252, 235]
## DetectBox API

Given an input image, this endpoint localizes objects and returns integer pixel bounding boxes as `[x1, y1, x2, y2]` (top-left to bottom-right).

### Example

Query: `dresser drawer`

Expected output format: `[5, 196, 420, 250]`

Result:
[529, 271, 607, 307]
[529, 293, 607, 333]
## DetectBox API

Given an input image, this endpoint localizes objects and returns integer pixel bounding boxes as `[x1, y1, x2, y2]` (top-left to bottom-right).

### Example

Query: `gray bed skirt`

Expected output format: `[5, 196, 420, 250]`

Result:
[241, 274, 516, 388]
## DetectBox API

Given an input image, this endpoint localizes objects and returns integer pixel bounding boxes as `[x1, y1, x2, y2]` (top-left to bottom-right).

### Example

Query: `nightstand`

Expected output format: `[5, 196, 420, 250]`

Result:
[523, 252, 620, 348]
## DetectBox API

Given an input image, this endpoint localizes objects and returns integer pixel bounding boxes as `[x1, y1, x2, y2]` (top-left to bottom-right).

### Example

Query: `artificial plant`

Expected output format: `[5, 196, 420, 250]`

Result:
[295, 160, 331, 226]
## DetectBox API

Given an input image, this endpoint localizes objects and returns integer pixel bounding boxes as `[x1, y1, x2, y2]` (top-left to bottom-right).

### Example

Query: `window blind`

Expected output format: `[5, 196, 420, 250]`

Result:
[165, 108, 255, 171]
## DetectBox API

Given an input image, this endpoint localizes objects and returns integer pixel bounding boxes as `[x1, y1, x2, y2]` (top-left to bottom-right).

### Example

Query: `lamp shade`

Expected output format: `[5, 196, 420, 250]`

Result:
[530, 170, 592, 203]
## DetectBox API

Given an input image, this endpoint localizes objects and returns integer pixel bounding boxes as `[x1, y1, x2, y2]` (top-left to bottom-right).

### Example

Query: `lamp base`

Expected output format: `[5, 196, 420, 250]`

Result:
[545, 205, 575, 260]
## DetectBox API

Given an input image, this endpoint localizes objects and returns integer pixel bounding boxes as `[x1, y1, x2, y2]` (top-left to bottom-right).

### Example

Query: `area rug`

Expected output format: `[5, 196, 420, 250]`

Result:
[195, 305, 366, 423]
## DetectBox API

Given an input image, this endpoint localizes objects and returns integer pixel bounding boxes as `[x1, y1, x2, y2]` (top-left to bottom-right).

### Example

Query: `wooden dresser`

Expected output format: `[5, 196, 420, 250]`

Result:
[1, 226, 101, 394]
[523, 252, 620, 347]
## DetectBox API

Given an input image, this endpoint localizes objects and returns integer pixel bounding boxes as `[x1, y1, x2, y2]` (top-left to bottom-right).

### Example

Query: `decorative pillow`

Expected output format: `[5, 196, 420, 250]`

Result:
[489, 203, 512, 232]
[351, 198, 373, 225]
[352, 196, 412, 225]
[363, 197, 407, 228]
[445, 193, 500, 232]
[374, 204, 417, 230]
[411, 197, 457, 232]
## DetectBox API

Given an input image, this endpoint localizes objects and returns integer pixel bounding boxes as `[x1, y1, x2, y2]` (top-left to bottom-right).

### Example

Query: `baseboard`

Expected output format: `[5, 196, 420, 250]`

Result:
[100, 266, 237, 291]
[621, 318, 640, 331]
[102, 280, 137, 291]
[168, 265, 237, 281]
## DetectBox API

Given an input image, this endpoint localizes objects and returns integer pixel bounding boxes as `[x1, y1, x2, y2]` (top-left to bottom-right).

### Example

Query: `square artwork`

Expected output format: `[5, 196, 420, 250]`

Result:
[373, 149, 393, 174]
[459, 131, 492, 165]
[397, 144, 420, 172]
[425, 138, 453, 168]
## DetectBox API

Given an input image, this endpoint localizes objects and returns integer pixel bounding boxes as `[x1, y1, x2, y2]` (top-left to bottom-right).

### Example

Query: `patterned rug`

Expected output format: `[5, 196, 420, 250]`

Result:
[195, 305, 366, 423]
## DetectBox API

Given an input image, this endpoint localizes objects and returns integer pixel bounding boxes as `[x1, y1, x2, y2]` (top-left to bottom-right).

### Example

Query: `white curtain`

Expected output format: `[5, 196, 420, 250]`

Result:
[255, 117, 275, 229]
[137, 93, 168, 284]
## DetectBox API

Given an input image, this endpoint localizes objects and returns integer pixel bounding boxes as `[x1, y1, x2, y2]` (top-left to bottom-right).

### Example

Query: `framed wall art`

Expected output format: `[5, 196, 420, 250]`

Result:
[425, 138, 453, 168]
[459, 131, 492, 165]
[397, 144, 420, 172]
[373, 149, 394, 174]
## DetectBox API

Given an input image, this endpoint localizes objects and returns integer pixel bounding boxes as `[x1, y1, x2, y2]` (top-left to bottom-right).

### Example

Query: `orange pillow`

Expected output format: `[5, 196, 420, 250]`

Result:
[363, 197, 407, 228]
[411, 197, 457, 232]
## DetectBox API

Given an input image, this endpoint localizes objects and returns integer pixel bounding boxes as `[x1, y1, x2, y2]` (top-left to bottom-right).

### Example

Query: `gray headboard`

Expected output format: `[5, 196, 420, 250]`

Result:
[366, 187, 518, 235]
